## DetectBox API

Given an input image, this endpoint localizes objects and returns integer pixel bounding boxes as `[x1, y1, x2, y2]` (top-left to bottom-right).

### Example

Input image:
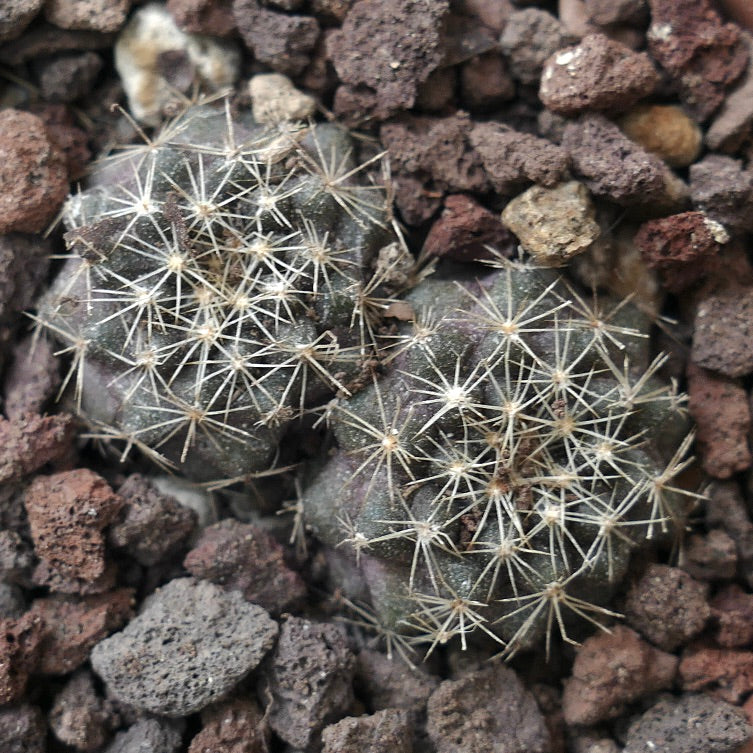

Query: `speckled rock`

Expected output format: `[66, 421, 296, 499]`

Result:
[322, 709, 411, 753]
[584, 0, 646, 26]
[35, 51, 103, 103]
[469, 123, 569, 194]
[3, 337, 60, 420]
[115, 3, 240, 124]
[624, 565, 711, 652]
[0, 109, 69, 234]
[0, 415, 69, 479]
[499, 8, 572, 85]
[692, 286, 753, 378]
[618, 104, 702, 167]
[562, 625, 678, 725]
[690, 154, 753, 234]
[711, 585, 753, 648]
[647, 0, 749, 121]
[539, 33, 658, 116]
[0, 612, 45, 705]
[188, 697, 268, 753]
[263, 617, 355, 750]
[707, 482, 753, 589]
[460, 52, 515, 112]
[500, 180, 600, 265]
[91, 578, 278, 716]
[563, 114, 686, 209]
[635, 211, 728, 293]
[680, 645, 753, 704]
[426, 663, 550, 753]
[45, 0, 131, 32]
[50, 669, 113, 751]
[234, 0, 319, 76]
[328, 0, 449, 119]
[167, 0, 236, 36]
[624, 693, 751, 753]
[105, 718, 183, 753]
[249, 72, 316, 124]
[24, 469, 123, 584]
[0, 704, 46, 753]
[680, 529, 738, 581]
[0, 0, 44, 43]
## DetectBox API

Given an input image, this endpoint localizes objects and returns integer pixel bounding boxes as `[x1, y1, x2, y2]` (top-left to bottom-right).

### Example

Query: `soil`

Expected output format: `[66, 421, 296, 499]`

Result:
[2, 1, 753, 752]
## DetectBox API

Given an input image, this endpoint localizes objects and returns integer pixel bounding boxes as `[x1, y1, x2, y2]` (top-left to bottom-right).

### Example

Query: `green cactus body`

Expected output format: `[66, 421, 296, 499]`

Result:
[36, 103, 403, 481]
[302, 261, 694, 657]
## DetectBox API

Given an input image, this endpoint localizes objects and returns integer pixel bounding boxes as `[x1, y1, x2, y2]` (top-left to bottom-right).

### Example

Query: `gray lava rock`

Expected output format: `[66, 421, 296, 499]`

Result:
[321, 709, 413, 753]
[624, 693, 752, 753]
[91, 578, 278, 716]
[104, 719, 183, 753]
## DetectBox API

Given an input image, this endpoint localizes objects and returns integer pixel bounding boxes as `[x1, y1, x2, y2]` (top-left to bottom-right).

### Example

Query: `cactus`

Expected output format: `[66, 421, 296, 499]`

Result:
[302, 259, 696, 658]
[35, 102, 409, 481]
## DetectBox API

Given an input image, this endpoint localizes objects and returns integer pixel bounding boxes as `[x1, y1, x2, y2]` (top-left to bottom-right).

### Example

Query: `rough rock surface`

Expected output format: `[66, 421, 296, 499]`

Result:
[249, 72, 316, 124]
[104, 718, 183, 753]
[539, 33, 658, 116]
[499, 8, 572, 85]
[460, 52, 515, 112]
[690, 154, 753, 234]
[321, 709, 413, 753]
[24, 469, 123, 583]
[0, 109, 69, 234]
[328, 0, 449, 119]
[167, 0, 236, 36]
[91, 578, 278, 716]
[110, 474, 197, 566]
[0, 704, 46, 753]
[679, 644, 753, 704]
[44, 0, 131, 32]
[469, 123, 569, 194]
[0, 0, 43, 43]
[183, 518, 306, 615]
[687, 364, 752, 478]
[188, 697, 268, 753]
[635, 211, 728, 293]
[707, 482, 753, 589]
[623, 564, 711, 652]
[35, 51, 103, 103]
[234, 0, 318, 76]
[49, 669, 112, 751]
[647, 0, 749, 121]
[0, 612, 45, 705]
[426, 663, 550, 753]
[712, 585, 753, 648]
[681, 529, 738, 581]
[501, 180, 600, 265]
[623, 693, 752, 753]
[562, 625, 678, 725]
[263, 617, 355, 749]
[692, 285, 753, 377]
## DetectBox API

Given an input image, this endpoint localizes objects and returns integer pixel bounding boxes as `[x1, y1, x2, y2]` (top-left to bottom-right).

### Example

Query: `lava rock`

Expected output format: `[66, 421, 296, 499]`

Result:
[460, 52, 515, 112]
[45, 0, 131, 32]
[35, 51, 103, 102]
[0, 612, 45, 705]
[711, 585, 753, 648]
[321, 709, 413, 753]
[92, 578, 278, 716]
[679, 644, 753, 704]
[0, 704, 46, 753]
[0, 0, 43, 42]
[249, 72, 316, 124]
[707, 482, 753, 589]
[584, 0, 646, 26]
[681, 530, 738, 581]
[539, 33, 658, 116]
[104, 718, 183, 753]
[690, 154, 753, 234]
[167, 0, 236, 36]
[188, 697, 268, 753]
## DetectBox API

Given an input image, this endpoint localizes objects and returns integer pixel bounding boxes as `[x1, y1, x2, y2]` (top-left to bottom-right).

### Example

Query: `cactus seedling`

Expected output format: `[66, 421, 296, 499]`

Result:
[35, 101, 409, 481]
[302, 259, 696, 658]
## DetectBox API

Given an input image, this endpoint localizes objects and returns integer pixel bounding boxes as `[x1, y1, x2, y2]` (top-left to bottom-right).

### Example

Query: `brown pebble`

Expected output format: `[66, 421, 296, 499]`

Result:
[49, 670, 113, 751]
[188, 697, 269, 753]
[460, 52, 515, 112]
[45, 0, 131, 32]
[690, 154, 753, 234]
[0, 0, 44, 43]
[680, 644, 753, 704]
[711, 585, 753, 648]
[167, 0, 236, 36]
[680, 530, 738, 581]
[0, 612, 45, 705]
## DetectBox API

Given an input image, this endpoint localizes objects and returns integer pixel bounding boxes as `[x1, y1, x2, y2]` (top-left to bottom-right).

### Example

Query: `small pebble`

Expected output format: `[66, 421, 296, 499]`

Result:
[0, 0, 44, 43]
[188, 697, 268, 753]
[459, 52, 515, 112]
[249, 72, 316, 124]
[690, 154, 753, 234]
[0, 704, 46, 753]
[35, 51, 103, 103]
[711, 584, 753, 648]
[680, 645, 753, 704]
[105, 718, 183, 753]
[501, 180, 601, 265]
[167, 0, 236, 36]
[321, 709, 413, 753]
[49, 670, 112, 751]
[680, 530, 738, 581]
[45, 0, 131, 32]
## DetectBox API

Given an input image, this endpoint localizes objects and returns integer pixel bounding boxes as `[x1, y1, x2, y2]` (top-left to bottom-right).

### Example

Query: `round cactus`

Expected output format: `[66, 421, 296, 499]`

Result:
[35, 102, 407, 481]
[302, 259, 695, 658]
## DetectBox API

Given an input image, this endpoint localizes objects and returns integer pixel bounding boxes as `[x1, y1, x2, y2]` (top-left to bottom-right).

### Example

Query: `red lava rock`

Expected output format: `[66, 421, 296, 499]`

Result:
[24, 469, 124, 584]
[0, 612, 45, 705]
[107, 719, 182, 753]
[327, 0, 449, 119]
[623, 564, 711, 652]
[584, 0, 647, 26]
[422, 194, 515, 263]
[183, 518, 305, 616]
[0, 414, 75, 484]
[0, 0, 43, 43]
[692, 285, 753, 378]
[687, 363, 751, 479]
[690, 154, 753, 234]
[415, 66, 457, 113]
[680, 643, 753, 704]
[321, 708, 413, 753]
[0, 703, 46, 753]
[0, 109, 68, 234]
[562, 114, 676, 207]
[33, 103, 92, 181]
[707, 482, 753, 589]
[110, 474, 197, 566]
[45, 0, 131, 32]
[470, 123, 569, 195]
[29, 589, 134, 675]
[680, 529, 738, 581]
[712, 585, 753, 648]
[562, 625, 678, 726]
[539, 33, 659, 116]
[34, 51, 103, 103]
[647, 0, 749, 121]
[707, 34, 753, 153]
[49, 669, 114, 751]
[3, 337, 60, 420]
[426, 663, 550, 753]
[635, 211, 728, 293]
[459, 52, 515, 112]
[233, 0, 319, 76]
[263, 616, 355, 750]
[499, 8, 573, 85]
[167, 0, 236, 36]
[188, 697, 269, 753]
[32, 557, 118, 595]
